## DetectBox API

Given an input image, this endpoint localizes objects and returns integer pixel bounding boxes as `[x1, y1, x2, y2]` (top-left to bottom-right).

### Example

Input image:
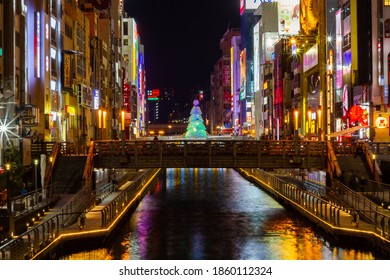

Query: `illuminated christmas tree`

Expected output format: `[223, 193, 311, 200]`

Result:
[184, 100, 208, 139]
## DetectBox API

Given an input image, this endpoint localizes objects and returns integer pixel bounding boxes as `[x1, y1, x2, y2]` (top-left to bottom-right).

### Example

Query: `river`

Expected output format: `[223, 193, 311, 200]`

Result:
[60, 168, 378, 260]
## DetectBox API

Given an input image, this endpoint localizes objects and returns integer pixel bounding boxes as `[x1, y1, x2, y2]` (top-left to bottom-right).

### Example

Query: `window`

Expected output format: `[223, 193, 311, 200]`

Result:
[124, 39, 128, 46]
[77, 56, 86, 78]
[76, 25, 86, 53]
[15, 31, 20, 47]
[385, 0, 390, 6]
[385, 19, 390, 38]
[65, 23, 73, 39]
[123, 22, 128, 35]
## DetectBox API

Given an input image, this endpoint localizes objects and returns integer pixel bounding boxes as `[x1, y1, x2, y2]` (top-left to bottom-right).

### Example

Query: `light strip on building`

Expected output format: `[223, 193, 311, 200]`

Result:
[34, 11, 40, 78]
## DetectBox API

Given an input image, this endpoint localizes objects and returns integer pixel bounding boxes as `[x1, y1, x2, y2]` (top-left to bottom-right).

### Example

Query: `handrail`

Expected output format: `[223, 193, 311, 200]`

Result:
[0, 168, 160, 260]
[94, 139, 328, 169]
[327, 141, 342, 178]
[329, 180, 378, 222]
[243, 168, 390, 241]
[44, 142, 60, 187]
[82, 141, 95, 188]
[61, 182, 95, 228]
[99, 169, 160, 228]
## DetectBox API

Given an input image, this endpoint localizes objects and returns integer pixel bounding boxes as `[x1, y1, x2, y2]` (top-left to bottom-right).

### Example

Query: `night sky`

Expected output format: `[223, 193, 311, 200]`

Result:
[124, 0, 241, 100]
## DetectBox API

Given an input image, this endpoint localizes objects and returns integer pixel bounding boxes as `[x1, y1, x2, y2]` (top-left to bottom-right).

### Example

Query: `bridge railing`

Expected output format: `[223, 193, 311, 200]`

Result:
[94, 139, 327, 169]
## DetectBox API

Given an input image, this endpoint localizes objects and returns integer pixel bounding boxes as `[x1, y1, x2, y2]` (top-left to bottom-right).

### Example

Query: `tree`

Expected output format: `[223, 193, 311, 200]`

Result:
[0, 143, 29, 196]
[184, 100, 207, 139]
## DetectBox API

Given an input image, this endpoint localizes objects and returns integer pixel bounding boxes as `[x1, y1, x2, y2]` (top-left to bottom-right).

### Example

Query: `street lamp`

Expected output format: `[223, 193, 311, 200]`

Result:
[307, 107, 312, 140]
[317, 106, 322, 140]
[49, 156, 53, 195]
[98, 109, 102, 140]
[34, 159, 39, 205]
[121, 110, 125, 154]
[5, 163, 13, 237]
[294, 109, 299, 140]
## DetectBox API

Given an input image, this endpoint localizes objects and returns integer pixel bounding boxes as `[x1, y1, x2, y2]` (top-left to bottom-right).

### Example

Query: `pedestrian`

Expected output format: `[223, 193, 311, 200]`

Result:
[355, 213, 359, 228]
[354, 143, 363, 158]
[78, 212, 86, 230]
[153, 135, 158, 141]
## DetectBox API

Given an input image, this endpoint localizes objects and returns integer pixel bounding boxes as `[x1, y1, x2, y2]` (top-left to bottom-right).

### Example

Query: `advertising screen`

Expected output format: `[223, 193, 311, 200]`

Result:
[241, 0, 275, 15]
[278, 0, 300, 36]
[240, 49, 247, 100]
[253, 22, 260, 92]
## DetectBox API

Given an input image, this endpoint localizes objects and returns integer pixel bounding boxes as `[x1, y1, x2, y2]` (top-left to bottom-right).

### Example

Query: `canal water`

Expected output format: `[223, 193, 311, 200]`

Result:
[61, 168, 378, 260]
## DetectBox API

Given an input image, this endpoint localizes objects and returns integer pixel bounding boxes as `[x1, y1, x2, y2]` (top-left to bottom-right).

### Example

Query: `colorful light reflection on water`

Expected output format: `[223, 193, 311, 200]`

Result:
[61, 168, 376, 260]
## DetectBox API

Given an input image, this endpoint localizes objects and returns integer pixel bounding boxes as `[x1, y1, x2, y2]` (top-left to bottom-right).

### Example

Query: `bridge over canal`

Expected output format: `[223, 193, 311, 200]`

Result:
[93, 139, 330, 170]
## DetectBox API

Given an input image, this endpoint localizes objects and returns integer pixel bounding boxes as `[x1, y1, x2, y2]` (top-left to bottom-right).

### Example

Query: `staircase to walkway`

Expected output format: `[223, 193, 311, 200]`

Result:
[51, 156, 87, 194]
[337, 155, 374, 191]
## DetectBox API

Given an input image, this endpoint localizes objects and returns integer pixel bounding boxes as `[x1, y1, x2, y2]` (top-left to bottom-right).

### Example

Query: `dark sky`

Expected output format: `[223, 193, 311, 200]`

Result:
[124, 0, 241, 99]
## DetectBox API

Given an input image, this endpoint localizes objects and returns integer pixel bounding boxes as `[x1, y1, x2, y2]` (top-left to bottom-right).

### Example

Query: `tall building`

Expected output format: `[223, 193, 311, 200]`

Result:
[122, 16, 141, 139]
[209, 29, 240, 135]
[0, 0, 134, 169]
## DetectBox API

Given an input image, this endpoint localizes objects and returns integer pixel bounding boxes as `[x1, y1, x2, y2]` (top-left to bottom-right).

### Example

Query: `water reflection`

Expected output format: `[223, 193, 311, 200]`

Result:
[61, 168, 375, 260]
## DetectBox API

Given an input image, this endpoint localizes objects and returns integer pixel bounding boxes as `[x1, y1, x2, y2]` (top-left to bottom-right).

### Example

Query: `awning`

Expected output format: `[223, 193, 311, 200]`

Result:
[326, 125, 369, 137]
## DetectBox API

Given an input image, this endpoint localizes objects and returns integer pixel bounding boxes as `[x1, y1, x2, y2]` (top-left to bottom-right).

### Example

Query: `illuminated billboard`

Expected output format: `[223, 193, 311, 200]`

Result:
[278, 0, 300, 36]
[240, 49, 247, 100]
[303, 44, 318, 72]
[335, 9, 343, 90]
[148, 89, 160, 99]
[253, 22, 260, 92]
[241, 0, 274, 15]
[262, 32, 278, 64]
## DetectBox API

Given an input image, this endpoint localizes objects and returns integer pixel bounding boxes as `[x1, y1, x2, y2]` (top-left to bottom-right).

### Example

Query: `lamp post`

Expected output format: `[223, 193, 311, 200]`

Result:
[294, 108, 299, 140]
[98, 109, 102, 140]
[307, 107, 312, 140]
[34, 159, 39, 205]
[317, 106, 322, 141]
[5, 163, 14, 237]
[49, 156, 53, 196]
[121, 110, 125, 154]
[103, 110, 107, 140]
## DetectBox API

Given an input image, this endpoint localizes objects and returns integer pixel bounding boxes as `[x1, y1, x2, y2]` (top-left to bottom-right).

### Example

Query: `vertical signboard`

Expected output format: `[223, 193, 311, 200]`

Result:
[240, 49, 247, 100]
[63, 53, 71, 88]
[223, 65, 231, 86]
[335, 9, 343, 91]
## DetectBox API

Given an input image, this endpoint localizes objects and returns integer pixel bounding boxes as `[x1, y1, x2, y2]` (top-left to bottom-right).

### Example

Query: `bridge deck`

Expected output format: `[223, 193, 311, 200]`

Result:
[94, 139, 328, 169]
